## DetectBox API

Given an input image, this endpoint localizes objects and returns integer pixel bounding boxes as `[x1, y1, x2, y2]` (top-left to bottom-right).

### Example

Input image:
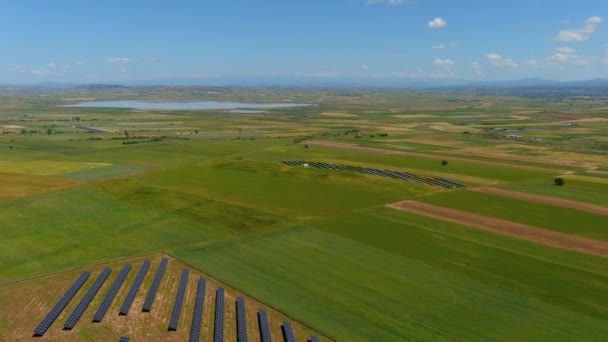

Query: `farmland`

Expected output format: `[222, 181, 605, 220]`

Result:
[1, 87, 608, 341]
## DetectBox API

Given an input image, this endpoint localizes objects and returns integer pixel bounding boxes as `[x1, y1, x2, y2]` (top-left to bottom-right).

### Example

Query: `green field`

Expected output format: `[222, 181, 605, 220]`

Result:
[1, 87, 608, 341]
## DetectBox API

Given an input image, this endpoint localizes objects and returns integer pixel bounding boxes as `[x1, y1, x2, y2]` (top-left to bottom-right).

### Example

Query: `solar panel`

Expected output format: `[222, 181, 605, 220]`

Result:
[142, 257, 168, 312]
[119, 337, 130, 342]
[258, 309, 272, 342]
[119, 260, 151, 315]
[168, 269, 189, 331]
[308, 336, 319, 342]
[189, 277, 207, 342]
[214, 287, 225, 342]
[33, 272, 90, 336]
[282, 321, 295, 342]
[64, 268, 111, 330]
[236, 297, 248, 342]
[93, 264, 131, 322]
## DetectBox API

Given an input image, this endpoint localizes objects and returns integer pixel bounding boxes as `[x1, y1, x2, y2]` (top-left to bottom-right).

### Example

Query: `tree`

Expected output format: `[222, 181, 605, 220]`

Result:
[441, 160, 448, 166]
[554, 177, 565, 186]
[304, 144, 309, 148]
[46, 128, 52, 135]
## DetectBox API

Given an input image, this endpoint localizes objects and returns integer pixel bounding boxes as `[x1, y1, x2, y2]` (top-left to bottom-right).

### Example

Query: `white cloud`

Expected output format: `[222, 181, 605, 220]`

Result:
[555, 16, 602, 42]
[432, 44, 447, 49]
[547, 47, 590, 65]
[47, 63, 57, 68]
[433, 58, 455, 68]
[428, 17, 447, 29]
[360, 65, 369, 70]
[485, 53, 518, 68]
[106, 57, 132, 64]
[524, 59, 538, 67]
[470, 61, 483, 75]
[366, 0, 404, 5]
[556, 47, 575, 54]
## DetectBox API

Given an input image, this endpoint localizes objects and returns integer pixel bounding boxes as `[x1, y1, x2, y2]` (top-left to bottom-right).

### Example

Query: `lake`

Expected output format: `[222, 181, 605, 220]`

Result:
[63, 100, 311, 110]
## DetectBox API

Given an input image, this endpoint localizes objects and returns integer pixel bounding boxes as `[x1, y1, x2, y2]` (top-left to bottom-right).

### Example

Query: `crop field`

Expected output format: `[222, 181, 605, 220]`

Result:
[1, 87, 608, 341]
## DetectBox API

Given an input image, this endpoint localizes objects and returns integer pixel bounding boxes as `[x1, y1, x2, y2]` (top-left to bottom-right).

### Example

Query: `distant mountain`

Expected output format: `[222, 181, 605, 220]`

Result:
[2, 77, 608, 91]
[466, 78, 561, 88]
[562, 78, 608, 87]
[72, 84, 129, 90]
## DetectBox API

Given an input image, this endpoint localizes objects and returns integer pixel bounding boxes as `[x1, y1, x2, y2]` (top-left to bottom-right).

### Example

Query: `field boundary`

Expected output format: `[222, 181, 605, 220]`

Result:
[303, 140, 573, 174]
[388, 200, 608, 258]
[0, 251, 165, 287]
[470, 187, 608, 216]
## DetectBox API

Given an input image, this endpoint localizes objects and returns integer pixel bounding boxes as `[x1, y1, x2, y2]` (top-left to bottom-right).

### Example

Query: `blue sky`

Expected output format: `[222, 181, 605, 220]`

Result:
[1, 0, 607, 84]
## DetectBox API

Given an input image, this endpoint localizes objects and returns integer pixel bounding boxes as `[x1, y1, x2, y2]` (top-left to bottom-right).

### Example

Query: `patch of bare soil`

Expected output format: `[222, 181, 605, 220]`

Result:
[389, 200, 608, 258]
[471, 187, 608, 216]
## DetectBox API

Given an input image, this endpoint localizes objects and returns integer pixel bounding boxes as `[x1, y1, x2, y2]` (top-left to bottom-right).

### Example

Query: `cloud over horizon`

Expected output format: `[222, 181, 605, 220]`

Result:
[555, 16, 602, 42]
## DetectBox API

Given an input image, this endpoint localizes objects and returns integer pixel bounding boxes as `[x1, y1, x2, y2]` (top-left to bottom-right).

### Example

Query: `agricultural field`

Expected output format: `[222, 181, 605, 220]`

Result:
[1, 86, 608, 341]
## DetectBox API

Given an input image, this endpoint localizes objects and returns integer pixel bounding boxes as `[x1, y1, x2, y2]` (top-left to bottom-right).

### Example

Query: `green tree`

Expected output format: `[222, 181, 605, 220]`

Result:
[441, 160, 448, 166]
[554, 177, 565, 186]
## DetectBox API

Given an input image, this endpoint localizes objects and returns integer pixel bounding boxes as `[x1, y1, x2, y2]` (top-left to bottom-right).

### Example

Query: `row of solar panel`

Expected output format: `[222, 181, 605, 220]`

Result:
[34, 259, 165, 336]
[34, 261, 322, 341]
[283, 160, 467, 189]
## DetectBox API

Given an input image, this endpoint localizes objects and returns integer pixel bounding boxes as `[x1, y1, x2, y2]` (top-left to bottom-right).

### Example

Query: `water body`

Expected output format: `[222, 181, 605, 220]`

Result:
[63, 100, 311, 110]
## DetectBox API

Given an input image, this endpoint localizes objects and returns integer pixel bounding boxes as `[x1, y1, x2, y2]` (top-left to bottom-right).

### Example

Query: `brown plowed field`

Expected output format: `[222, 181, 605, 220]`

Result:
[389, 200, 608, 258]
[470, 187, 608, 216]
[442, 150, 598, 169]
[304, 140, 571, 174]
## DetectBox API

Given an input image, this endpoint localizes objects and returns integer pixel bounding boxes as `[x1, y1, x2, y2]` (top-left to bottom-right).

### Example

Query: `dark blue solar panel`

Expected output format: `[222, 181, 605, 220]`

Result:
[142, 257, 168, 312]
[213, 287, 225, 342]
[93, 264, 131, 322]
[168, 269, 189, 331]
[119, 260, 150, 315]
[33, 272, 90, 336]
[64, 268, 111, 330]
[236, 297, 248, 342]
[308, 336, 319, 342]
[281, 321, 295, 342]
[119, 337, 130, 342]
[189, 277, 206, 342]
[258, 309, 272, 342]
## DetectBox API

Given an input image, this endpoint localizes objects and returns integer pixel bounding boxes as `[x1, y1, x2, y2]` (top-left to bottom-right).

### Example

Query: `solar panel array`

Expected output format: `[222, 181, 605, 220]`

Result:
[258, 309, 272, 342]
[214, 287, 225, 342]
[236, 297, 248, 342]
[34, 258, 327, 340]
[189, 277, 207, 342]
[93, 264, 132, 322]
[142, 257, 168, 312]
[119, 337, 130, 342]
[64, 268, 112, 329]
[168, 269, 189, 331]
[119, 260, 151, 315]
[33, 271, 90, 336]
[283, 160, 467, 189]
[282, 321, 295, 342]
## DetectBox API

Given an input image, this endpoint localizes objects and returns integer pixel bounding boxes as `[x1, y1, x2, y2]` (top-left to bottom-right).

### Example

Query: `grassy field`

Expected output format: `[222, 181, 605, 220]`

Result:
[1, 87, 608, 341]
[418, 190, 608, 240]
